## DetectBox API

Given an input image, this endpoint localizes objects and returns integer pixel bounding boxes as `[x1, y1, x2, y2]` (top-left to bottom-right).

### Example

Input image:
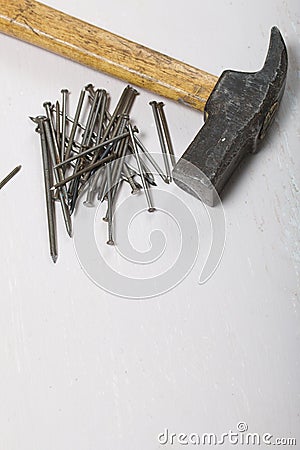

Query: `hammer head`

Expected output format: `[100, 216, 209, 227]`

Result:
[173, 27, 288, 206]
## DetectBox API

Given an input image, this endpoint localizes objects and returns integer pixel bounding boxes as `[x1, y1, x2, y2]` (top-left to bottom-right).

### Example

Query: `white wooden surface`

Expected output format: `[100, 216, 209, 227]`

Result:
[0, 0, 299, 449]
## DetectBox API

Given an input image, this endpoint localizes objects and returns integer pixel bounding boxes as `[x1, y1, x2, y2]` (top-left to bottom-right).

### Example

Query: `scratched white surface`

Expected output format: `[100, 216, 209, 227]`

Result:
[0, 0, 299, 449]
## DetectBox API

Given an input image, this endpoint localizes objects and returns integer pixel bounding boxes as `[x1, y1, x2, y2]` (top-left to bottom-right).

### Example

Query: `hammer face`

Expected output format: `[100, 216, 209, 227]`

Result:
[173, 27, 288, 206]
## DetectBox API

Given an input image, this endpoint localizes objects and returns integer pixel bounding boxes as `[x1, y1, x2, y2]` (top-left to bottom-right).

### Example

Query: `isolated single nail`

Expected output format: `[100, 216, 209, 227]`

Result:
[0, 165, 21, 190]
[157, 102, 176, 167]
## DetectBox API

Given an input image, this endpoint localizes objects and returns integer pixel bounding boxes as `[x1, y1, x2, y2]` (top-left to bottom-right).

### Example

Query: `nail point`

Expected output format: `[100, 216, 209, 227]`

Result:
[51, 254, 58, 263]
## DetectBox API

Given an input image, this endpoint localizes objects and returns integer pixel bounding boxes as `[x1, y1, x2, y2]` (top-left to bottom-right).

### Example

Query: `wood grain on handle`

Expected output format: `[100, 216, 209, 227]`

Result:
[0, 0, 218, 110]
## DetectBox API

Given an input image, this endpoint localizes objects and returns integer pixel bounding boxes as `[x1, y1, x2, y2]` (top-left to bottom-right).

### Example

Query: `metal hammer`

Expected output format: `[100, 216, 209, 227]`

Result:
[0, 1, 288, 206]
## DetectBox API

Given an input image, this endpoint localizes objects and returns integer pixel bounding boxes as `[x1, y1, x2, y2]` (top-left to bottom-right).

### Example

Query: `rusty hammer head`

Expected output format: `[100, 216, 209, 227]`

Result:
[173, 27, 288, 206]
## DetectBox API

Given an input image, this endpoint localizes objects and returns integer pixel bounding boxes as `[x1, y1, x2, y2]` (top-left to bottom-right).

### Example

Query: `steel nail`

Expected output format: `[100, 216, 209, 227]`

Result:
[95, 90, 108, 143]
[51, 106, 86, 131]
[80, 90, 101, 150]
[67, 91, 100, 204]
[97, 168, 107, 202]
[0, 165, 21, 190]
[64, 89, 86, 161]
[149, 100, 172, 183]
[110, 136, 129, 201]
[55, 101, 61, 148]
[128, 123, 155, 212]
[51, 154, 115, 190]
[60, 89, 69, 162]
[32, 115, 58, 263]
[43, 102, 68, 200]
[105, 161, 114, 245]
[134, 134, 167, 182]
[100, 86, 131, 143]
[87, 89, 105, 144]
[85, 83, 96, 99]
[122, 163, 140, 195]
[122, 87, 139, 115]
[83, 168, 103, 207]
[126, 148, 157, 187]
[43, 118, 73, 237]
[54, 131, 130, 169]
[157, 102, 176, 167]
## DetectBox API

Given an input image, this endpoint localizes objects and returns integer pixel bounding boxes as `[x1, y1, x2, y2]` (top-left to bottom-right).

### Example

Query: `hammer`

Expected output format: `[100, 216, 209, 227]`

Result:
[0, 0, 288, 206]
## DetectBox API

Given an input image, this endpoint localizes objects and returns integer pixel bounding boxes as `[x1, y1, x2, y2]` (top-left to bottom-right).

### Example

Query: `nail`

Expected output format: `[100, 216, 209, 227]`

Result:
[51, 106, 86, 131]
[128, 123, 155, 212]
[60, 89, 69, 162]
[82, 89, 101, 147]
[67, 104, 96, 205]
[97, 166, 107, 202]
[83, 168, 103, 207]
[69, 176, 81, 215]
[103, 177, 122, 221]
[64, 89, 86, 161]
[83, 182, 95, 207]
[134, 134, 167, 182]
[126, 152, 157, 187]
[51, 154, 115, 189]
[55, 131, 130, 169]
[86, 89, 105, 145]
[100, 86, 131, 143]
[110, 136, 129, 200]
[32, 115, 58, 263]
[122, 163, 140, 195]
[112, 114, 129, 156]
[122, 87, 139, 115]
[149, 101, 172, 183]
[85, 83, 96, 98]
[43, 102, 68, 200]
[0, 165, 21, 190]
[43, 118, 73, 237]
[55, 101, 61, 148]
[157, 102, 176, 167]
[80, 112, 131, 190]
[68, 90, 101, 201]
[105, 161, 114, 245]
[95, 90, 108, 143]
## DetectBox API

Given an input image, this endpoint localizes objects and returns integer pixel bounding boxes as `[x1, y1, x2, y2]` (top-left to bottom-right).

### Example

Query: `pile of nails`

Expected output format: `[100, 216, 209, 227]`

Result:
[31, 84, 175, 263]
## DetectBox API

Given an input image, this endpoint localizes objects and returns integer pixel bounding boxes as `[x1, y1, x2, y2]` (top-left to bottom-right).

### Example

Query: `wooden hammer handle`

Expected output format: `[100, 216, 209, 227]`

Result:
[0, 0, 217, 110]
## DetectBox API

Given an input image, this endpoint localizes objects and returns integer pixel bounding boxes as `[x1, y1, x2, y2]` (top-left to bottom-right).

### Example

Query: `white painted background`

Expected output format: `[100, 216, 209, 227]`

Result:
[0, 0, 299, 449]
